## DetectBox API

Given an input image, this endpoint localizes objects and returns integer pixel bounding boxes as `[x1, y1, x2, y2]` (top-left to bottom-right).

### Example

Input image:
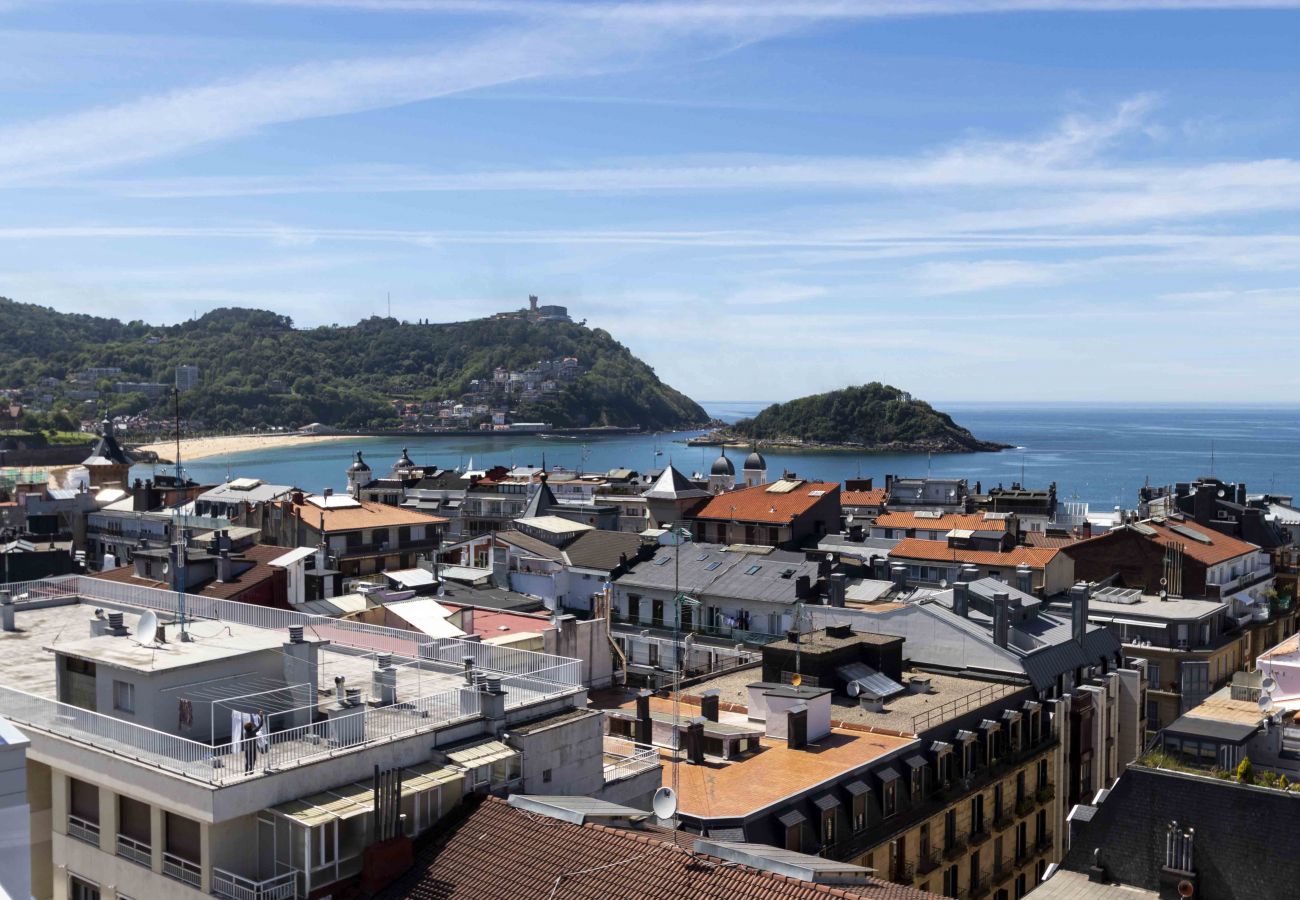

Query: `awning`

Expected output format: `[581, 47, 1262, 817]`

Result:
[905, 754, 929, 769]
[845, 780, 870, 796]
[812, 793, 840, 811]
[877, 766, 901, 783]
[1106, 616, 1162, 629]
[778, 809, 807, 828]
[272, 781, 374, 827]
[402, 760, 464, 795]
[445, 740, 518, 768]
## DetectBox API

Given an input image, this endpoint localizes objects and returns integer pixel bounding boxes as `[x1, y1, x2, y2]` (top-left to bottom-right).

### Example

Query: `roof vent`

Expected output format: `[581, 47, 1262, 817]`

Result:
[288, 624, 304, 643]
[345, 686, 363, 707]
[908, 676, 933, 694]
[106, 611, 128, 636]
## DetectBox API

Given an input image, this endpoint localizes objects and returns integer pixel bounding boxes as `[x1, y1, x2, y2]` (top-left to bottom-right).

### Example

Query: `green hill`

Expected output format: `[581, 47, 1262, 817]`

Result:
[729, 383, 1008, 452]
[0, 298, 708, 432]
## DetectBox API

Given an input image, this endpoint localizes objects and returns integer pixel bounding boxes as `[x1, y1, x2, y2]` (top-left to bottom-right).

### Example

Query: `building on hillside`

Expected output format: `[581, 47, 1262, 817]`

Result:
[691, 478, 841, 549]
[174, 365, 200, 392]
[376, 794, 939, 900]
[0, 576, 633, 900]
[888, 539, 1072, 597]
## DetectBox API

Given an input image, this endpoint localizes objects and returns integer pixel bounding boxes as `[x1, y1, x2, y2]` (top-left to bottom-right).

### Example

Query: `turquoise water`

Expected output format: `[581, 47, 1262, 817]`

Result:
[157, 403, 1300, 509]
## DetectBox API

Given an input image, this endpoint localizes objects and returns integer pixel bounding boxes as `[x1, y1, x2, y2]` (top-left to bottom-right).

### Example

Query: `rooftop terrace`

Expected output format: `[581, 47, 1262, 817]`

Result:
[0, 575, 583, 787]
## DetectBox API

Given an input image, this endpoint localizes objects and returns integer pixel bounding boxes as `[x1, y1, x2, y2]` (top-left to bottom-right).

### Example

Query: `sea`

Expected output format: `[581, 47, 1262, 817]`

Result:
[162, 403, 1300, 510]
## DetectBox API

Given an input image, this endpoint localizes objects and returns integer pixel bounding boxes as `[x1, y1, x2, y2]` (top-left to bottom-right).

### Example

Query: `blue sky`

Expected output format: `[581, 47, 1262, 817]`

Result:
[4, 2, 1300, 404]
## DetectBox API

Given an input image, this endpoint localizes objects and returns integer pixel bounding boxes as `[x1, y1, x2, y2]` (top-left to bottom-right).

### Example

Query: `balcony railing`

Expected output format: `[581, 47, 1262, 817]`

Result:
[212, 868, 299, 900]
[1037, 832, 1054, 853]
[163, 851, 202, 888]
[917, 849, 942, 875]
[890, 862, 914, 884]
[1015, 796, 1035, 817]
[66, 814, 100, 846]
[602, 738, 660, 783]
[1035, 783, 1055, 804]
[116, 834, 151, 867]
[943, 836, 967, 861]
[992, 809, 1013, 831]
[969, 827, 991, 846]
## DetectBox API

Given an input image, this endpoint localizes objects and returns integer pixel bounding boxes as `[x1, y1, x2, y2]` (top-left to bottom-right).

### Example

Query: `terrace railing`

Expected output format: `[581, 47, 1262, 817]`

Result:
[212, 868, 299, 900]
[602, 738, 660, 783]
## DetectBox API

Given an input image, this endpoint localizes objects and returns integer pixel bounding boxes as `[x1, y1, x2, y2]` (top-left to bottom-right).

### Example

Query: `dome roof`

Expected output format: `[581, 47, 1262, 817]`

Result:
[710, 452, 735, 477]
[744, 450, 767, 471]
[396, 446, 414, 468]
[347, 450, 371, 473]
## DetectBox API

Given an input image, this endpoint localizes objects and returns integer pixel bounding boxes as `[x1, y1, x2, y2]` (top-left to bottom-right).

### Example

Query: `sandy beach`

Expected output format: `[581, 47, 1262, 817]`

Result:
[132, 432, 353, 463]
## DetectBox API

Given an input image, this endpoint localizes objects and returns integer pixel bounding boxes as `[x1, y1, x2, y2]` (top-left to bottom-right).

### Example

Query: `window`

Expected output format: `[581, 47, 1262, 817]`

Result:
[969, 848, 980, 890]
[1146, 662, 1162, 687]
[785, 823, 801, 852]
[852, 792, 867, 832]
[970, 794, 985, 835]
[822, 811, 835, 846]
[745, 565, 762, 575]
[1036, 759, 1048, 791]
[945, 809, 958, 850]
[884, 780, 898, 817]
[943, 865, 960, 898]
[113, 680, 135, 713]
[542, 769, 552, 784]
[69, 876, 100, 900]
[704, 561, 722, 571]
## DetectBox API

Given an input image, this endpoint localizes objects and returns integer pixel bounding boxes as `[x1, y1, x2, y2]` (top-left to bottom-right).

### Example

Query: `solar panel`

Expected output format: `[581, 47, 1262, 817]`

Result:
[1168, 523, 1213, 544]
[836, 663, 905, 699]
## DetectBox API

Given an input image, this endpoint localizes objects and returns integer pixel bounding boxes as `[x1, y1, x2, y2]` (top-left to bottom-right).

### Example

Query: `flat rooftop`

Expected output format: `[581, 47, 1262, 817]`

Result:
[625, 696, 914, 819]
[51, 614, 298, 674]
[683, 666, 1022, 735]
[1080, 593, 1227, 622]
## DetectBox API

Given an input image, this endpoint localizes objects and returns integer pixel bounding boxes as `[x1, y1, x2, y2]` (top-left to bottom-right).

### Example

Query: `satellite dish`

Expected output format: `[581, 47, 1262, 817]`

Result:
[1260, 695, 1275, 713]
[1263, 676, 1277, 693]
[1178, 879, 1194, 898]
[791, 673, 802, 687]
[652, 786, 678, 821]
[136, 610, 159, 643]
[847, 681, 861, 698]
[162, 563, 171, 577]
[940, 579, 949, 589]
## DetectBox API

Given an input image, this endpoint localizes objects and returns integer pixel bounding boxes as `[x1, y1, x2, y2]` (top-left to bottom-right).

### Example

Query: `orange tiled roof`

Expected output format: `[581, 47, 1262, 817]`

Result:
[874, 511, 1011, 532]
[888, 538, 1059, 569]
[1071, 518, 1259, 567]
[841, 488, 887, 507]
[694, 481, 840, 524]
[291, 498, 448, 532]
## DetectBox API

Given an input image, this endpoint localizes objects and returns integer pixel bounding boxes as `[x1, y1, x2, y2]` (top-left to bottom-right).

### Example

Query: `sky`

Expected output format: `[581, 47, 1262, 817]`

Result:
[3, 2, 1300, 404]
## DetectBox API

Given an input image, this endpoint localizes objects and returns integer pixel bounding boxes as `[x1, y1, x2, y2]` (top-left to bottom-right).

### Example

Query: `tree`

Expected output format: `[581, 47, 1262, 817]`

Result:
[1236, 757, 1254, 784]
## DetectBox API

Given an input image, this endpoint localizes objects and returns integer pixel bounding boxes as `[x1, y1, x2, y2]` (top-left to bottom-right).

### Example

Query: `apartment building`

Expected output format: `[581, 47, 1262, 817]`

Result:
[0, 574, 655, 900]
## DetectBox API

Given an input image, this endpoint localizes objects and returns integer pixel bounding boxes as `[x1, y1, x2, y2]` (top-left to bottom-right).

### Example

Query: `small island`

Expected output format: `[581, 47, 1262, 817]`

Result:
[694, 383, 1011, 453]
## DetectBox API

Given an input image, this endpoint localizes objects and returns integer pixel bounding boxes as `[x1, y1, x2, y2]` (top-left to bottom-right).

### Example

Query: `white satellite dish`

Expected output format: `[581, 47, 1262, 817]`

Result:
[940, 579, 949, 589]
[136, 610, 159, 643]
[1260, 695, 1275, 713]
[652, 786, 678, 821]
[1262, 676, 1277, 693]
[847, 681, 862, 698]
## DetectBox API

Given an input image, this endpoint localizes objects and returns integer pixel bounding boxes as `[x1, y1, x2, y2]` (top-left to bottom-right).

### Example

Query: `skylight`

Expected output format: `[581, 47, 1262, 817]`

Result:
[745, 565, 762, 575]
[705, 561, 722, 571]
[654, 556, 672, 566]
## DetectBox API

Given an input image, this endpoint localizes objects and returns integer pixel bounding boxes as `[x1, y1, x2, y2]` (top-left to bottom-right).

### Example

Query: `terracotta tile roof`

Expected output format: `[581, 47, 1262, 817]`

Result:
[628, 696, 913, 819]
[1021, 532, 1082, 549]
[695, 481, 840, 525]
[379, 795, 941, 900]
[91, 542, 287, 602]
[888, 538, 1059, 569]
[841, 489, 887, 507]
[873, 511, 1011, 533]
[1137, 518, 1259, 566]
[290, 498, 448, 532]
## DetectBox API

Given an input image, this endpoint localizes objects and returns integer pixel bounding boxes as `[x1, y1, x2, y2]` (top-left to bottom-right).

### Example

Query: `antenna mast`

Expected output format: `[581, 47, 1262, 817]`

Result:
[172, 388, 190, 641]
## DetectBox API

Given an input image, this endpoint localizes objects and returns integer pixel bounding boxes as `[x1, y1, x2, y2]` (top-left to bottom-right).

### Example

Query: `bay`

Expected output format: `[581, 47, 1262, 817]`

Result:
[160, 402, 1300, 510]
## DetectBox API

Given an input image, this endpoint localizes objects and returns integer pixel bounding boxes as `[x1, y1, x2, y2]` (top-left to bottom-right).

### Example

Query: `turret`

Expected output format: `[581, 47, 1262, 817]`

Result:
[346, 451, 371, 499]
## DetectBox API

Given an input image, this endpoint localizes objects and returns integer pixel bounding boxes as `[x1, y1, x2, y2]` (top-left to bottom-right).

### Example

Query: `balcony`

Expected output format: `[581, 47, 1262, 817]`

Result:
[116, 834, 151, 867]
[602, 737, 660, 783]
[1037, 832, 1054, 853]
[212, 867, 299, 900]
[992, 809, 1014, 831]
[970, 879, 991, 899]
[66, 814, 100, 846]
[163, 851, 202, 888]
[1035, 783, 1055, 804]
[1015, 795, 1035, 817]
[943, 836, 968, 861]
[969, 827, 991, 847]
[917, 849, 942, 875]
[890, 862, 914, 884]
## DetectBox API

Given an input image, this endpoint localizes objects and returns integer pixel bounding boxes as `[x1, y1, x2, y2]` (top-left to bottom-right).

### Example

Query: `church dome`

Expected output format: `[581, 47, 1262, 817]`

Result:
[710, 452, 735, 477]
[396, 446, 414, 468]
[744, 450, 767, 471]
[347, 451, 371, 473]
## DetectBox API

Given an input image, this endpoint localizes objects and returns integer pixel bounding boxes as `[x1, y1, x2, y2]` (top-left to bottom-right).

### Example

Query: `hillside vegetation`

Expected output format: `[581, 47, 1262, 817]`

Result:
[0, 299, 707, 432]
[730, 383, 1008, 452]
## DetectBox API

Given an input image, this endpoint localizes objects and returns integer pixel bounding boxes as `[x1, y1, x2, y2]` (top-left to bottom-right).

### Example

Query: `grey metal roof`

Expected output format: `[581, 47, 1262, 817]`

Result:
[614, 541, 815, 604]
[877, 766, 901, 782]
[497, 529, 565, 561]
[562, 529, 644, 573]
[643, 464, 710, 500]
[776, 809, 806, 827]
[836, 663, 905, 700]
[811, 793, 840, 811]
[506, 795, 649, 825]
[844, 779, 870, 796]
[692, 839, 875, 885]
[1163, 714, 1260, 743]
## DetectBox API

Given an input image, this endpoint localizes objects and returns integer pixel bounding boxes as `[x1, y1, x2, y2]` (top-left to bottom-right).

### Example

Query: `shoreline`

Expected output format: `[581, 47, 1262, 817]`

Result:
[132, 433, 353, 463]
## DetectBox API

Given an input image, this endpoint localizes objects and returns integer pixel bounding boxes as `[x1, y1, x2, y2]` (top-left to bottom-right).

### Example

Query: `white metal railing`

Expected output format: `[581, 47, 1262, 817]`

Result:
[116, 834, 151, 867]
[66, 814, 100, 846]
[162, 850, 202, 888]
[7, 575, 585, 688]
[212, 867, 299, 900]
[602, 738, 660, 783]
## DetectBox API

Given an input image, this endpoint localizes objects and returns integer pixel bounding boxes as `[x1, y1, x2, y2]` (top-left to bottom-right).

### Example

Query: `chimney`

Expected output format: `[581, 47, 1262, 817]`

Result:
[217, 548, 234, 583]
[635, 690, 653, 746]
[0, 592, 14, 633]
[480, 676, 506, 725]
[107, 611, 128, 635]
[992, 591, 1010, 648]
[828, 572, 847, 608]
[1015, 563, 1033, 596]
[787, 703, 809, 750]
[700, 689, 720, 722]
[848, 523, 864, 542]
[291, 490, 304, 505]
[890, 564, 908, 592]
[463, 654, 476, 683]
[953, 573, 971, 618]
[288, 624, 304, 644]
[1082, 520, 1093, 539]
[684, 718, 705, 765]
[795, 574, 812, 600]
[1070, 582, 1091, 644]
